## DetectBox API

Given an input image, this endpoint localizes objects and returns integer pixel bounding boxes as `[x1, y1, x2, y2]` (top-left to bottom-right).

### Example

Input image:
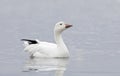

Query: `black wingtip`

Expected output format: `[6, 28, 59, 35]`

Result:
[21, 39, 28, 41]
[21, 39, 38, 45]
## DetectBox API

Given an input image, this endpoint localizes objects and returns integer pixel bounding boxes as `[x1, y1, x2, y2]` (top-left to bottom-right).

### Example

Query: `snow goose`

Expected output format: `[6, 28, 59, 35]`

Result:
[21, 21, 72, 58]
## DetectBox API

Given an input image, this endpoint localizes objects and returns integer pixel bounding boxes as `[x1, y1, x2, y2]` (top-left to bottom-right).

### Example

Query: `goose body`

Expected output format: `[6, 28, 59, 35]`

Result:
[21, 21, 72, 58]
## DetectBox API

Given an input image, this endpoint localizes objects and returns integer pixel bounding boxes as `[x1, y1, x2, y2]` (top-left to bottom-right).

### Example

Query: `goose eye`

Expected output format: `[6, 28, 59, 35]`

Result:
[60, 23, 62, 25]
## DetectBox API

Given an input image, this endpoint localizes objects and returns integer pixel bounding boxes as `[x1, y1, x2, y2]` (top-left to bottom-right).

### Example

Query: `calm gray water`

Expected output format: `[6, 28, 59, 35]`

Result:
[0, 0, 120, 76]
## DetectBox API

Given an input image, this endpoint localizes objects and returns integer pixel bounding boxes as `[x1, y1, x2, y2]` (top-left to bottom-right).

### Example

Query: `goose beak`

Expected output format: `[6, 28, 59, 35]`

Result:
[65, 24, 72, 28]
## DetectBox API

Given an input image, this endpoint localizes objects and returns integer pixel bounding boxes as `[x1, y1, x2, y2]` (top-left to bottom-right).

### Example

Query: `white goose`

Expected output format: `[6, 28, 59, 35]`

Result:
[21, 21, 72, 58]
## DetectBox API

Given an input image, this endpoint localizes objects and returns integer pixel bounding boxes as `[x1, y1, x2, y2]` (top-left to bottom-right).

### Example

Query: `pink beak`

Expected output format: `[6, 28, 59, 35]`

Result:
[65, 24, 72, 28]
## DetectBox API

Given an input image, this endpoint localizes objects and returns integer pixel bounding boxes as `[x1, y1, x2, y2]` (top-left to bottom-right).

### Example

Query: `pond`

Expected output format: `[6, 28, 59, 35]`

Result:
[0, 0, 120, 76]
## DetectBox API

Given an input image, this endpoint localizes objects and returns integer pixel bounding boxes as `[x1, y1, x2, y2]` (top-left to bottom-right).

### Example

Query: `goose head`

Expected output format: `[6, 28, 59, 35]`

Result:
[54, 21, 72, 33]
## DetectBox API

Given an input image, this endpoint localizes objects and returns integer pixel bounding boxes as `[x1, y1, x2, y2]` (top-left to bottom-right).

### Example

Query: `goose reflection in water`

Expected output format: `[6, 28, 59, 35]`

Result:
[23, 57, 69, 76]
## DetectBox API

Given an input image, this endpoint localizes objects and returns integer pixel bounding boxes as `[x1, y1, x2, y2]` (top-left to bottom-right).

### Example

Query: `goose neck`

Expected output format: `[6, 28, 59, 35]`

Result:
[54, 32, 64, 45]
[54, 31, 70, 57]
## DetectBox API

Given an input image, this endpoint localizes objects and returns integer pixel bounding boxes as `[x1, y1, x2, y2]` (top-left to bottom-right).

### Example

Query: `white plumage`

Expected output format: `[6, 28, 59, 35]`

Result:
[21, 21, 72, 58]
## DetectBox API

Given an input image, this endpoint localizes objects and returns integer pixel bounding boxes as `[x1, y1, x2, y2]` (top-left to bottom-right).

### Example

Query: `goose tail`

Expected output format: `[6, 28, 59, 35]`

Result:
[21, 39, 30, 47]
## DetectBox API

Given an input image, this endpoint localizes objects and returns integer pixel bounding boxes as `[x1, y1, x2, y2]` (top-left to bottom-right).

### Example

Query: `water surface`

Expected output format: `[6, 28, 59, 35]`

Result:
[0, 0, 120, 76]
